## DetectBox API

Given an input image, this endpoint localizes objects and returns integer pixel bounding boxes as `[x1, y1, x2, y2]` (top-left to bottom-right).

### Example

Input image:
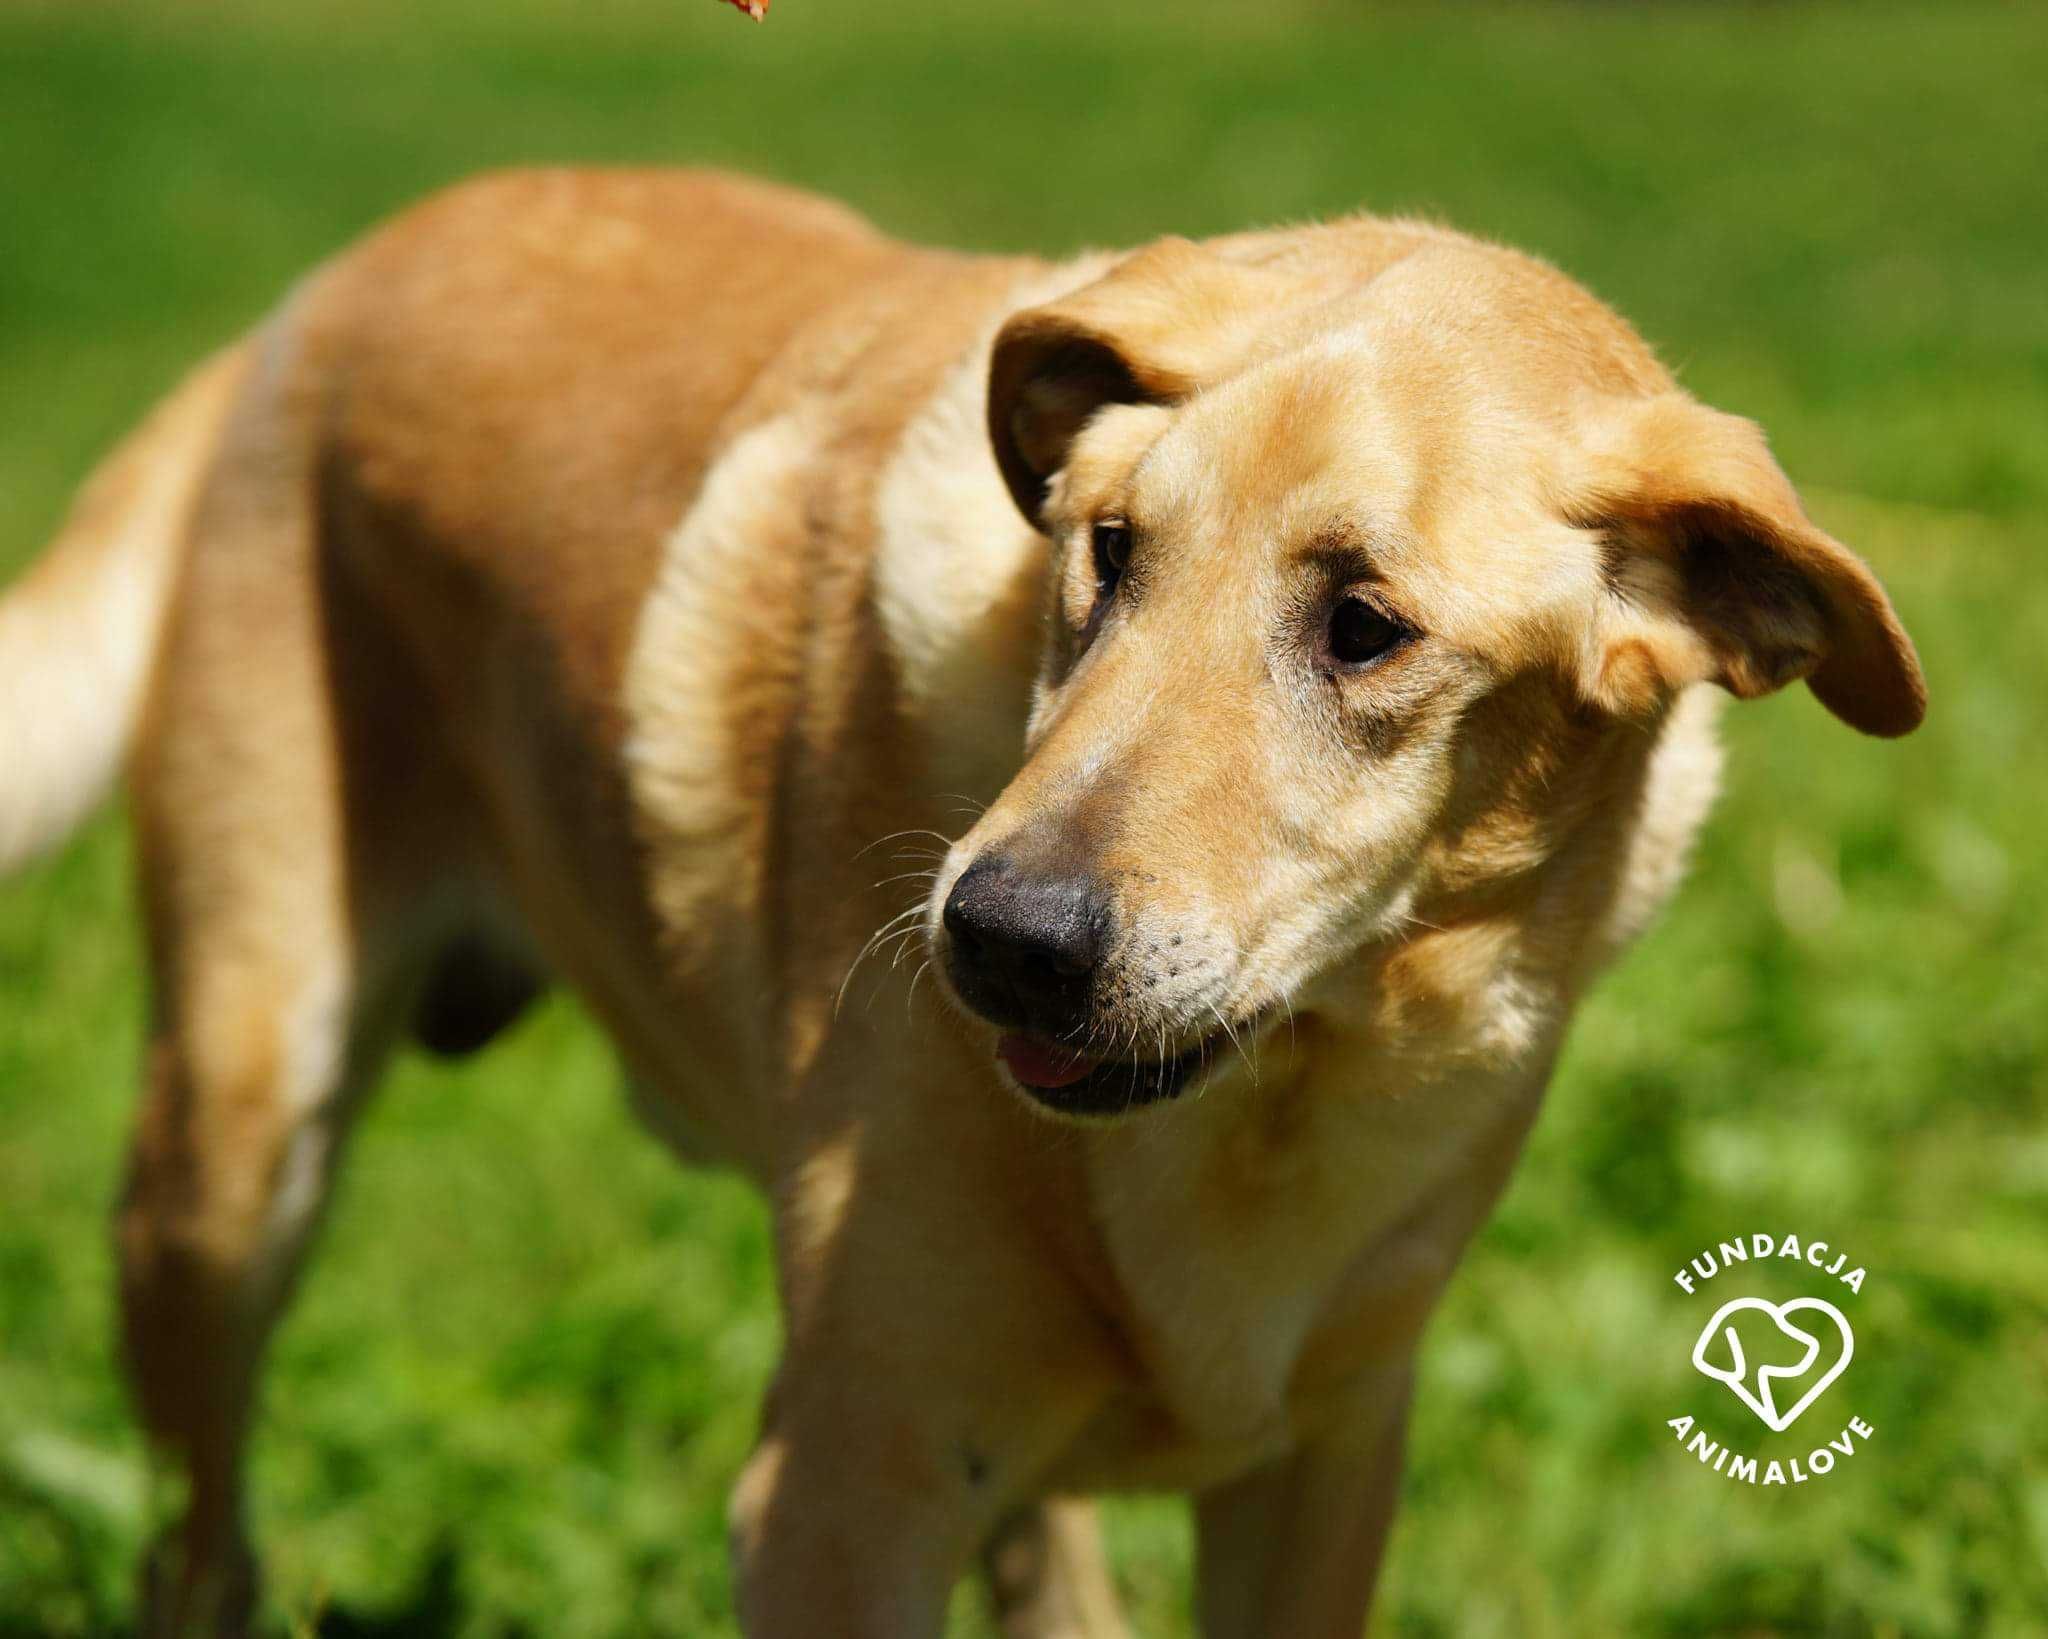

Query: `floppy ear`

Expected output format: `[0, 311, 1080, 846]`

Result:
[1572, 394, 1926, 737]
[988, 238, 1290, 528]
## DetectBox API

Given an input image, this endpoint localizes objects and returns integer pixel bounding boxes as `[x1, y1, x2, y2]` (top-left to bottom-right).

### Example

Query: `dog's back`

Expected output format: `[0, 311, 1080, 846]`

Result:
[0, 168, 913, 872]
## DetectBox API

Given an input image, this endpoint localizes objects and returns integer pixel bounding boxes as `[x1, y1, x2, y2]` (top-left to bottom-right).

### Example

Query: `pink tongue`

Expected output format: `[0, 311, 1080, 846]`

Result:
[997, 1034, 1101, 1089]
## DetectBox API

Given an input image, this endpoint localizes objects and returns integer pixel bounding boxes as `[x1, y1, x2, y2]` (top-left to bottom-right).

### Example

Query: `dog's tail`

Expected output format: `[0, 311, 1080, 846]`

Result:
[0, 347, 246, 874]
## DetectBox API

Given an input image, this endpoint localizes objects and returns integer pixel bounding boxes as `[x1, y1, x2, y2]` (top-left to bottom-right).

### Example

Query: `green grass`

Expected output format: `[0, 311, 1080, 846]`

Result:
[2, 1, 2044, 1632]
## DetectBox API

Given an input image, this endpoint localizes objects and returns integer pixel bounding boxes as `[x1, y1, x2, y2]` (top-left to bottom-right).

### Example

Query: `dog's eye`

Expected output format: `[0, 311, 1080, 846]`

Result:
[1091, 520, 1131, 596]
[1325, 596, 1409, 668]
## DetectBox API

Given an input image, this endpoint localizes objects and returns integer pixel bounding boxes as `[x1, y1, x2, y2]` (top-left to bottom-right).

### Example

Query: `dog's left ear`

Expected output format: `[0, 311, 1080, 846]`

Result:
[988, 238, 1290, 529]
[1572, 393, 1926, 737]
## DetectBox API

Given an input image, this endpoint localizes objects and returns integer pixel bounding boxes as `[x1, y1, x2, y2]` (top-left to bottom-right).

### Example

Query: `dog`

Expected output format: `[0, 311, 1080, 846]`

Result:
[0, 168, 1924, 1636]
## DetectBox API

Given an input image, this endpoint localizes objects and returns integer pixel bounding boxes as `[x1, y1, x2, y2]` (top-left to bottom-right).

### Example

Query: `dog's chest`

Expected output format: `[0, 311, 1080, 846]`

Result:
[1062, 1056, 1542, 1488]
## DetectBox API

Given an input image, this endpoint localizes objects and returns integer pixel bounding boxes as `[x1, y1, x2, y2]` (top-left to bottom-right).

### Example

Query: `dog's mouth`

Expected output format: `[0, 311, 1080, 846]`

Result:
[994, 1017, 1263, 1118]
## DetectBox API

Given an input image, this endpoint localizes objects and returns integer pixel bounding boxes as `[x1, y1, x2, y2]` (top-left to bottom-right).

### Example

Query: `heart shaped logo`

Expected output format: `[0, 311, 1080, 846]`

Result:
[1691, 1296, 1854, 1432]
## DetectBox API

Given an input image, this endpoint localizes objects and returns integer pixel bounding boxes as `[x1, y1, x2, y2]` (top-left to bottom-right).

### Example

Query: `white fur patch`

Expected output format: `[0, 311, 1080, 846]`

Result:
[249, 945, 354, 1305]
[1599, 685, 1724, 955]
[870, 259, 1114, 808]
[622, 405, 823, 957]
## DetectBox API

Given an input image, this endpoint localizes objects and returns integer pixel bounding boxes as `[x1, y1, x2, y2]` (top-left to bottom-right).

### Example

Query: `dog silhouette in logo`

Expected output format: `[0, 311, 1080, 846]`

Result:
[1691, 1297, 1854, 1432]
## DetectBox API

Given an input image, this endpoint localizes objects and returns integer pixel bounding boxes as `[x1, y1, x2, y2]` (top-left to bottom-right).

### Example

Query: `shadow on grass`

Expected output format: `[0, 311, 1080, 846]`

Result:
[311, 1540, 534, 1639]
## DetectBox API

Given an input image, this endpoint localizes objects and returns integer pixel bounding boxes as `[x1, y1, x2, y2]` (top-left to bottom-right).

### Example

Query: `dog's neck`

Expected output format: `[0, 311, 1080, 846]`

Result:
[1062, 696, 1719, 1447]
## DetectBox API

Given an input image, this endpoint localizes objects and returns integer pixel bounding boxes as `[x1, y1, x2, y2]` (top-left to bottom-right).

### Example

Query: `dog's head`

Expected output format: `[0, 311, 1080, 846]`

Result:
[928, 232, 1924, 1118]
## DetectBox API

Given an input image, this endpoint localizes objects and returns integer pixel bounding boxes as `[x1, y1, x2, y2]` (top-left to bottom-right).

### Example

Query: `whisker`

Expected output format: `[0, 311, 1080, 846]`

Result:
[835, 901, 932, 1017]
[1210, 1001, 1256, 1085]
[869, 867, 942, 893]
[853, 827, 956, 863]
[905, 957, 935, 1020]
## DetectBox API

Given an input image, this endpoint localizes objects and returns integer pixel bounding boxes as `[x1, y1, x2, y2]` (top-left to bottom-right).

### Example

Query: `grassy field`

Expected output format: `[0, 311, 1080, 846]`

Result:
[2, 1, 2045, 1632]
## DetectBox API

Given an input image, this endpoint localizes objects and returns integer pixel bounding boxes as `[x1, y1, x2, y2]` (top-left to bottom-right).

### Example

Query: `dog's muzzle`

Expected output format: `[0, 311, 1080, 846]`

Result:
[940, 853, 1109, 1043]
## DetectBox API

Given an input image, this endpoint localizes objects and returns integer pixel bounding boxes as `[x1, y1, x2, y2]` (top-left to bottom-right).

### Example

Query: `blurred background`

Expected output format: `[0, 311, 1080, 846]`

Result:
[2, 0, 2043, 1632]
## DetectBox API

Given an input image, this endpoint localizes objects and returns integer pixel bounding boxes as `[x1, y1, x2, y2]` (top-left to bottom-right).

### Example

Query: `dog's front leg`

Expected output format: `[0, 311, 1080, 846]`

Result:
[982, 1498, 1132, 1639]
[727, 1379, 984, 1639]
[1192, 1363, 1415, 1638]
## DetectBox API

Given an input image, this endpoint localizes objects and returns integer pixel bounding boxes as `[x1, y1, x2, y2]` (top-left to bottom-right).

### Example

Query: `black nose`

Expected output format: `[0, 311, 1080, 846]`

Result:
[942, 855, 1110, 1037]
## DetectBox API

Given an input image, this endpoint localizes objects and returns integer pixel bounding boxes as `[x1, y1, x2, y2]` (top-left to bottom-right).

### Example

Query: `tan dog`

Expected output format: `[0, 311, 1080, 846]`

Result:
[0, 169, 1924, 1636]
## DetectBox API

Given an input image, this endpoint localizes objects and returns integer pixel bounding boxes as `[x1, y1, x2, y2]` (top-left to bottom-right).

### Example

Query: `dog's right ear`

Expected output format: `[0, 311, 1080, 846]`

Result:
[988, 239, 1289, 529]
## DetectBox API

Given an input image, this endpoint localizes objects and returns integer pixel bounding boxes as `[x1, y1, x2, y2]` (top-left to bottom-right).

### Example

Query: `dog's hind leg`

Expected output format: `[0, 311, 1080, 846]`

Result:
[119, 903, 386, 1639]
[113, 401, 425, 1635]
[981, 1499, 1132, 1639]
